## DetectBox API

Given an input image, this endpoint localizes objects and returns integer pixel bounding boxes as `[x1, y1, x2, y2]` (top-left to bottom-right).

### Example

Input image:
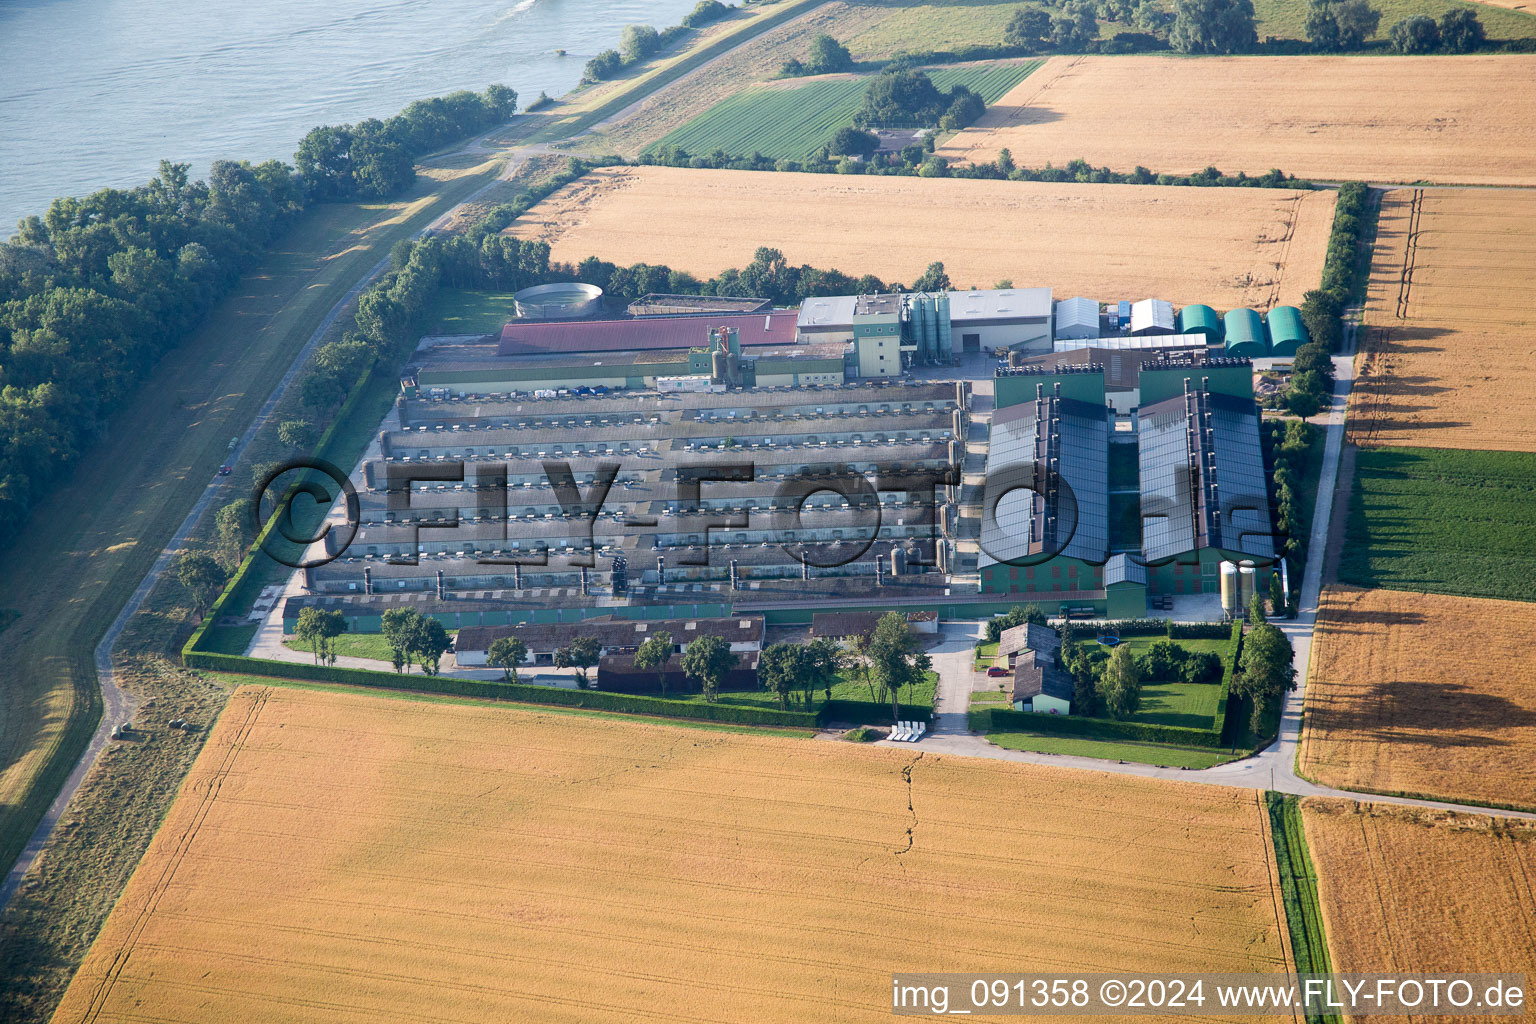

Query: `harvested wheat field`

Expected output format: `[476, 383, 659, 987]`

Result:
[508, 165, 1334, 308]
[1298, 587, 1536, 811]
[1302, 798, 1536, 1023]
[935, 56, 1536, 186]
[1351, 188, 1536, 452]
[54, 686, 1296, 1024]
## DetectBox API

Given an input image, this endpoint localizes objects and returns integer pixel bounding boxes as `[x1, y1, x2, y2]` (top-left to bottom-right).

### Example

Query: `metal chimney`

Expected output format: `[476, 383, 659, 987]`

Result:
[513, 564, 523, 590]
[580, 567, 590, 596]
[656, 557, 666, 586]
[729, 560, 741, 591]
[363, 567, 373, 595]
[435, 570, 445, 600]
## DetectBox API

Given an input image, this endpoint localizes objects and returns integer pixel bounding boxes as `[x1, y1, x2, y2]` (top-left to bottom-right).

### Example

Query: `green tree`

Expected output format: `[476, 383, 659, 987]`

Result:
[381, 607, 420, 673]
[487, 636, 528, 682]
[295, 607, 348, 665]
[1388, 14, 1440, 52]
[828, 125, 880, 159]
[757, 642, 805, 710]
[1248, 590, 1268, 624]
[583, 48, 623, 81]
[802, 636, 843, 707]
[1052, 0, 1101, 50]
[1005, 6, 1053, 48]
[174, 551, 228, 615]
[1298, 289, 1342, 351]
[912, 261, 951, 292]
[867, 611, 932, 723]
[1180, 650, 1224, 684]
[555, 635, 603, 688]
[1437, 7, 1484, 51]
[1138, 639, 1186, 680]
[681, 634, 735, 703]
[1334, 0, 1381, 46]
[632, 630, 675, 697]
[1235, 622, 1295, 732]
[805, 33, 855, 73]
[1305, 0, 1342, 49]
[856, 69, 945, 126]
[1287, 370, 1326, 420]
[1098, 644, 1143, 719]
[214, 498, 255, 569]
[412, 618, 452, 676]
[1269, 571, 1288, 619]
[1170, 0, 1257, 53]
[620, 24, 661, 62]
[278, 418, 314, 449]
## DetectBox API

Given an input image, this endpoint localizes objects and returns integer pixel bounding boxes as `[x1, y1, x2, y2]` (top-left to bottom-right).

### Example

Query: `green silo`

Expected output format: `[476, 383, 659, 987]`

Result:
[1177, 303, 1223, 344]
[1223, 308, 1267, 358]
[1265, 305, 1308, 358]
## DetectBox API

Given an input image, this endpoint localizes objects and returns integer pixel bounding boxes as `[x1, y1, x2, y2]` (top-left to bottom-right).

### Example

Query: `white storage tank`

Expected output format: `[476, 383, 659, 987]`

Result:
[1220, 560, 1239, 617]
[512, 282, 603, 320]
[1238, 560, 1257, 613]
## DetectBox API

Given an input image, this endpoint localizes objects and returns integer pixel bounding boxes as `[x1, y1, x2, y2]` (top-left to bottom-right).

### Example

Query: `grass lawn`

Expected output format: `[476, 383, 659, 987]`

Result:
[984, 731, 1239, 770]
[282, 633, 424, 663]
[969, 687, 1011, 708]
[972, 640, 1001, 670]
[1098, 637, 1227, 728]
[0, 158, 499, 881]
[199, 624, 258, 655]
[655, 61, 1040, 161]
[1339, 445, 1536, 603]
[423, 287, 521, 336]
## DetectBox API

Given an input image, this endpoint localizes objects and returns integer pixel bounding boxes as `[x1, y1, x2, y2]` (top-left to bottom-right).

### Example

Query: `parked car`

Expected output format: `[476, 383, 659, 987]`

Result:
[986, 666, 1009, 677]
[218, 465, 232, 476]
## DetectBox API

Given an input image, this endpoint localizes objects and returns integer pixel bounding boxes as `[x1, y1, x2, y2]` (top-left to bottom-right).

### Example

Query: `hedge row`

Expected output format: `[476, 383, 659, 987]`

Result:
[1064, 618, 1235, 640]
[187, 651, 825, 728]
[1167, 621, 1238, 640]
[980, 708, 1225, 749]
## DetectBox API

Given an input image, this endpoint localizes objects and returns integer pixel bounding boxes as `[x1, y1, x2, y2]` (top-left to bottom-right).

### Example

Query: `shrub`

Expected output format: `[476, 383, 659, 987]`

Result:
[682, 0, 730, 28]
[805, 33, 854, 74]
[583, 48, 624, 82]
[1388, 14, 1440, 52]
[1438, 8, 1485, 51]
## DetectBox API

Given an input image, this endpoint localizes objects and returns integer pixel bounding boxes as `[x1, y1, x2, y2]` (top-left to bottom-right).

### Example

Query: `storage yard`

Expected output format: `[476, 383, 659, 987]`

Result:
[1297, 587, 1536, 810]
[934, 56, 1536, 185]
[1303, 799, 1536, 999]
[1350, 188, 1536, 452]
[54, 686, 1298, 1024]
[505, 166, 1334, 309]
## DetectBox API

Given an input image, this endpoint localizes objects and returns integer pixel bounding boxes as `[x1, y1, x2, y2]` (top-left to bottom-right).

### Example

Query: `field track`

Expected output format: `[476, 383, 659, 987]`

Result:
[935, 56, 1536, 185]
[507, 165, 1335, 308]
[52, 686, 1299, 1024]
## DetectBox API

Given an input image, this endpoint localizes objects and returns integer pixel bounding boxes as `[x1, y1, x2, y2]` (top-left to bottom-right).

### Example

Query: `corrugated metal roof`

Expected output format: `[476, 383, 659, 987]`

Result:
[1054, 332, 1209, 353]
[1265, 305, 1308, 356]
[1104, 552, 1147, 587]
[1137, 390, 1275, 563]
[980, 396, 1108, 568]
[1054, 297, 1100, 339]
[797, 295, 859, 328]
[1130, 299, 1175, 335]
[1177, 304, 1223, 339]
[950, 286, 1053, 322]
[499, 311, 800, 356]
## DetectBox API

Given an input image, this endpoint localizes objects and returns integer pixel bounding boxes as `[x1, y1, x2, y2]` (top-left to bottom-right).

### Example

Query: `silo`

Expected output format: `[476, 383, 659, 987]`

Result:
[1220, 560, 1239, 617]
[710, 347, 729, 386]
[1238, 560, 1257, 612]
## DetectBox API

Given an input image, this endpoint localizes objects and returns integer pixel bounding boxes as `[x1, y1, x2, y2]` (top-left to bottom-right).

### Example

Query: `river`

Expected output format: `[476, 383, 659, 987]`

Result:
[0, 0, 700, 231]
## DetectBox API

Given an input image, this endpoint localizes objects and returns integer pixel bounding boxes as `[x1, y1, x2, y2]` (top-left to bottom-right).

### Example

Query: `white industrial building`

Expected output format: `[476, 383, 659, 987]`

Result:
[1054, 332, 1212, 354]
[1053, 297, 1100, 341]
[1129, 298, 1175, 336]
[795, 287, 1053, 356]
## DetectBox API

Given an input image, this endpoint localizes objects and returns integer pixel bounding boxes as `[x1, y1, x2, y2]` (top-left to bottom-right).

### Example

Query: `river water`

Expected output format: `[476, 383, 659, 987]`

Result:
[0, 0, 699, 230]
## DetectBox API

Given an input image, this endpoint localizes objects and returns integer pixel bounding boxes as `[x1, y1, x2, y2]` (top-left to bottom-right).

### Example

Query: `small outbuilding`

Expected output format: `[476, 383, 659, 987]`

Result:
[1103, 553, 1149, 619]
[1265, 305, 1309, 358]
[1223, 307, 1267, 357]
[1129, 298, 1175, 336]
[1176, 304, 1223, 344]
[1054, 297, 1101, 341]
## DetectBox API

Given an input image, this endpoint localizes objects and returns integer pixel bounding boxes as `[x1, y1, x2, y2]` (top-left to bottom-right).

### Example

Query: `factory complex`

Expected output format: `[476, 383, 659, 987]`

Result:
[280, 282, 1294, 656]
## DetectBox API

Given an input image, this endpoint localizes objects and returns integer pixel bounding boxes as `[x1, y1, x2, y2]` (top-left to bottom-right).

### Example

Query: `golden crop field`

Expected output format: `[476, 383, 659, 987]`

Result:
[1298, 587, 1536, 810]
[507, 165, 1334, 309]
[54, 686, 1297, 1024]
[1350, 188, 1536, 452]
[1302, 798, 1536, 1023]
[934, 56, 1536, 186]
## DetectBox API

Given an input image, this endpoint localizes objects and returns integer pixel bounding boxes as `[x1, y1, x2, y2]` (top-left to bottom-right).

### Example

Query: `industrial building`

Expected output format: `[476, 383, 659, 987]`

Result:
[1129, 299, 1175, 336]
[797, 287, 1051, 357]
[1053, 297, 1100, 342]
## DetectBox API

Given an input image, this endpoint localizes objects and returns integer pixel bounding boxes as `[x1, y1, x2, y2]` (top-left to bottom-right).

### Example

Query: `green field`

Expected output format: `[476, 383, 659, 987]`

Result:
[655, 61, 1040, 161]
[1339, 446, 1536, 603]
[424, 287, 522, 335]
[983, 731, 1239, 769]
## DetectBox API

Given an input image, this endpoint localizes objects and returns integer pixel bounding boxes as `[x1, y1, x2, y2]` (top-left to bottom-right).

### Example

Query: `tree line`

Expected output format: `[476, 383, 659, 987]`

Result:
[582, 1, 735, 83]
[0, 84, 517, 546]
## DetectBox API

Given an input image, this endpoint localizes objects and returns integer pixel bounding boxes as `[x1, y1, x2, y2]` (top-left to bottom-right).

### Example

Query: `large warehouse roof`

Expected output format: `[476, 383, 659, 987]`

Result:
[1137, 389, 1275, 563]
[980, 395, 1108, 569]
[1054, 332, 1210, 353]
[499, 310, 799, 356]
[951, 287, 1052, 323]
[1177, 303, 1223, 341]
[1054, 297, 1100, 339]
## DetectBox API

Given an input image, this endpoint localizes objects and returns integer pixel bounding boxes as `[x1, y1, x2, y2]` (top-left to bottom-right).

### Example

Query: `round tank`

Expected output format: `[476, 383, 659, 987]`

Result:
[512, 282, 603, 320]
[1238, 560, 1257, 612]
[1220, 561, 1239, 616]
[710, 347, 729, 386]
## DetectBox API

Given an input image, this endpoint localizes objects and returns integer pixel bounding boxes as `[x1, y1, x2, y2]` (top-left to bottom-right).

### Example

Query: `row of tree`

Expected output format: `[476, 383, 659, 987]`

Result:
[583, 1, 735, 83]
[1263, 418, 1314, 616]
[1, 85, 519, 550]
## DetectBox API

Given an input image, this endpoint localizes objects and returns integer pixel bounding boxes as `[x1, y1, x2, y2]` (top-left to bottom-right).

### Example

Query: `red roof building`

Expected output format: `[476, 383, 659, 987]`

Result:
[498, 310, 800, 356]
